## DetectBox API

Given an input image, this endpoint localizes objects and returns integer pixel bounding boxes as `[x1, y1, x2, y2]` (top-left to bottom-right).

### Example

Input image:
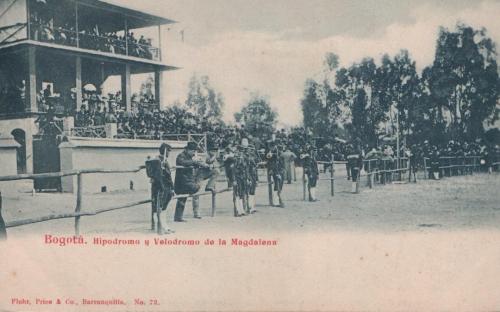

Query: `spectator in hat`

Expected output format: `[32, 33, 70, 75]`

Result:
[173, 141, 209, 221]
[196, 142, 220, 193]
[281, 146, 296, 184]
[146, 142, 174, 234]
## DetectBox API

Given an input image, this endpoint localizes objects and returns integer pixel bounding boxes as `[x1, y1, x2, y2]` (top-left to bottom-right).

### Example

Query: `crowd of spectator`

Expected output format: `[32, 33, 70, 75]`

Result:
[30, 0, 157, 60]
[69, 99, 499, 171]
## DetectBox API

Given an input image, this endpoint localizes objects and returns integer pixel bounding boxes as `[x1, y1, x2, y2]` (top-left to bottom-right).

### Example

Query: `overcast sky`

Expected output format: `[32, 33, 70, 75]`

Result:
[110, 0, 500, 126]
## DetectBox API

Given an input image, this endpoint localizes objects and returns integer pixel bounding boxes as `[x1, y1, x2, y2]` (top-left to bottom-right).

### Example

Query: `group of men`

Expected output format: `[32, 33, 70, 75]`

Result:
[145, 137, 328, 235]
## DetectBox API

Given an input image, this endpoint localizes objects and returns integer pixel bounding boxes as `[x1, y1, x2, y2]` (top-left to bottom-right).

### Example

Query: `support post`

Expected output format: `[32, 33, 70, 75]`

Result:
[75, 2, 79, 48]
[158, 24, 162, 61]
[267, 167, 273, 206]
[26, 0, 31, 39]
[75, 56, 82, 111]
[26, 46, 37, 112]
[75, 173, 83, 235]
[0, 192, 7, 240]
[154, 69, 163, 109]
[121, 64, 131, 111]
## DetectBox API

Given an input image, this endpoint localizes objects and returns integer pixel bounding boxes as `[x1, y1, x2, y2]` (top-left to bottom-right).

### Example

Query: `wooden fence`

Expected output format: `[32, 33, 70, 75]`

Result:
[0, 155, 494, 238]
[0, 163, 274, 239]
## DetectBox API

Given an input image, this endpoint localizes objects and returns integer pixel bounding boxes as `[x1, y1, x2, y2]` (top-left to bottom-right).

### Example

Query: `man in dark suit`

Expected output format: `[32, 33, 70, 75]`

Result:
[174, 142, 209, 221]
[302, 144, 319, 201]
[266, 140, 285, 207]
[146, 143, 174, 234]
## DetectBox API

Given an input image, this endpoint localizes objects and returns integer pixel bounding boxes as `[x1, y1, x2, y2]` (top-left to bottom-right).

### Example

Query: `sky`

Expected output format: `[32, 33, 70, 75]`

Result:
[109, 0, 500, 126]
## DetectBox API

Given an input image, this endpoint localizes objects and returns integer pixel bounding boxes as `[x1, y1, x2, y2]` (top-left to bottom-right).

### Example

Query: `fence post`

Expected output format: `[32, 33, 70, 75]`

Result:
[368, 161, 374, 189]
[382, 160, 386, 185]
[473, 157, 476, 174]
[267, 167, 273, 206]
[75, 172, 83, 236]
[366, 160, 372, 188]
[211, 191, 216, 217]
[330, 155, 334, 196]
[293, 163, 297, 182]
[0, 192, 6, 240]
[423, 158, 428, 180]
[302, 167, 307, 201]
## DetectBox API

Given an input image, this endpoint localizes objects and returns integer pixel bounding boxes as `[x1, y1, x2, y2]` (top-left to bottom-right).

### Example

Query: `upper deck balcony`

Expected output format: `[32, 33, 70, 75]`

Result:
[0, 0, 175, 62]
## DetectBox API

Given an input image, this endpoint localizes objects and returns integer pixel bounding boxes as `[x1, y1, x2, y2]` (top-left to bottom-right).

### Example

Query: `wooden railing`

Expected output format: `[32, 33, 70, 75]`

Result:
[70, 125, 106, 138]
[0, 163, 274, 239]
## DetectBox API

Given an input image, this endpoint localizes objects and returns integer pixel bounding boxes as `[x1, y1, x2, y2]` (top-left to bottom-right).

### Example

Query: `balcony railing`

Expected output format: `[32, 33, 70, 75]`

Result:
[30, 22, 77, 47]
[70, 125, 106, 138]
[28, 21, 160, 61]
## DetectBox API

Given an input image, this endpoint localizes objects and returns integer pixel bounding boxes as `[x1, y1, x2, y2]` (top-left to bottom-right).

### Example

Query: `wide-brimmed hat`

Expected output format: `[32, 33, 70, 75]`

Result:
[159, 143, 172, 154]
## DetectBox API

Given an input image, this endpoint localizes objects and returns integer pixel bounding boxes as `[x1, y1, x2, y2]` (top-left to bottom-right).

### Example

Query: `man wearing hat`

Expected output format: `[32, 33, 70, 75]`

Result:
[196, 142, 220, 193]
[266, 139, 285, 207]
[347, 144, 363, 193]
[281, 146, 297, 184]
[243, 138, 259, 214]
[174, 141, 209, 221]
[232, 141, 250, 216]
[146, 143, 174, 234]
[222, 143, 243, 216]
[302, 145, 319, 201]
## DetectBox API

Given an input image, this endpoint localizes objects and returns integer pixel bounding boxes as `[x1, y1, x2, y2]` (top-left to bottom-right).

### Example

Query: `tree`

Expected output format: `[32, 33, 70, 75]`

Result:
[301, 79, 341, 139]
[335, 57, 388, 146]
[234, 92, 277, 140]
[376, 50, 421, 146]
[185, 74, 225, 121]
[301, 53, 342, 140]
[428, 24, 499, 141]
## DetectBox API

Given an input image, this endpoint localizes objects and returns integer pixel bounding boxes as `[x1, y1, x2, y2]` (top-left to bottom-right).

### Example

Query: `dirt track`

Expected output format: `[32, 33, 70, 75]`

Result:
[3, 167, 500, 236]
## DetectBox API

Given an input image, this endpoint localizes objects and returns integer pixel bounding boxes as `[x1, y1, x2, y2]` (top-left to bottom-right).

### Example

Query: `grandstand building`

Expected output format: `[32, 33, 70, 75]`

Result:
[0, 0, 178, 191]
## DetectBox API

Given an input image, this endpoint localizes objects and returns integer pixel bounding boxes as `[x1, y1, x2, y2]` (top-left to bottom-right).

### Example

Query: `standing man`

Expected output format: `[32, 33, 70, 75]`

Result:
[232, 141, 249, 216]
[146, 143, 175, 235]
[174, 142, 209, 222]
[243, 138, 258, 214]
[347, 145, 363, 193]
[301, 144, 320, 201]
[266, 140, 285, 207]
[281, 146, 297, 184]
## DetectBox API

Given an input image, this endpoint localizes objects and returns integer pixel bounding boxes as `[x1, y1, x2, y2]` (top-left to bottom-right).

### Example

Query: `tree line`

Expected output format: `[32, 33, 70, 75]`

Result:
[301, 23, 500, 147]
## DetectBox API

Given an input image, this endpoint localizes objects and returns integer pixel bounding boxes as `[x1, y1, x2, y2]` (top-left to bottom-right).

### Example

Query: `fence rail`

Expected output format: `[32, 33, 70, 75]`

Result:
[0, 162, 274, 239]
[0, 154, 495, 239]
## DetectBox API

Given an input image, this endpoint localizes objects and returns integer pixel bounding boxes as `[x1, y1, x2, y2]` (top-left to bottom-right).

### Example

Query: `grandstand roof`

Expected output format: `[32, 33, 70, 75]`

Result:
[77, 0, 177, 28]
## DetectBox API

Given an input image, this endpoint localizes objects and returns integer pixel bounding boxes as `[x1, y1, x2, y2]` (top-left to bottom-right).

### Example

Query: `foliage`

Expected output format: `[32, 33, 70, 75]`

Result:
[427, 24, 499, 142]
[185, 74, 225, 121]
[234, 92, 277, 140]
[300, 23, 500, 147]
